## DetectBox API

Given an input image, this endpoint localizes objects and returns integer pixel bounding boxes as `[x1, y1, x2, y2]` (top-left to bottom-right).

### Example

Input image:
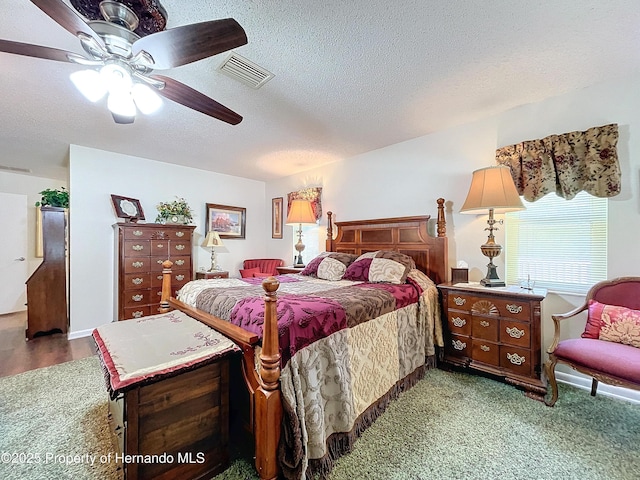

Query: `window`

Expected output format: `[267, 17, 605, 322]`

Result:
[505, 192, 607, 295]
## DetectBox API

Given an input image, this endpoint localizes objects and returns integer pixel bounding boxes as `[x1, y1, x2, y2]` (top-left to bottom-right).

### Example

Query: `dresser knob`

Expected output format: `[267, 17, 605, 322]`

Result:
[506, 326, 525, 339]
[452, 317, 466, 328]
[506, 352, 526, 365]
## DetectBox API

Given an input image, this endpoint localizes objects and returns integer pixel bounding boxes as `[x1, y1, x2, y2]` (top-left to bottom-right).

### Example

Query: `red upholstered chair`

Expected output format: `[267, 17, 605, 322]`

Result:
[545, 277, 640, 406]
[240, 259, 285, 278]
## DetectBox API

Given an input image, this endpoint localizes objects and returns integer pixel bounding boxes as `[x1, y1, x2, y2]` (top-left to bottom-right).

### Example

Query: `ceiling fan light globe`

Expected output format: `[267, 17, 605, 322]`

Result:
[70, 69, 107, 102]
[100, 64, 133, 95]
[131, 83, 162, 115]
[107, 91, 136, 117]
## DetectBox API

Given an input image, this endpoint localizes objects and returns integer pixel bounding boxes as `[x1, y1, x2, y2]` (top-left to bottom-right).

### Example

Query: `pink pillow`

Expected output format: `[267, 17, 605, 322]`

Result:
[240, 267, 261, 278]
[252, 272, 271, 278]
[582, 299, 604, 339]
[583, 300, 640, 348]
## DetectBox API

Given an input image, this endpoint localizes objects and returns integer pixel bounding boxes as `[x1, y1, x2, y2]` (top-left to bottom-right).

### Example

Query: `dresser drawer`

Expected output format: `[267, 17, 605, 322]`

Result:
[500, 345, 532, 377]
[449, 334, 470, 357]
[123, 240, 150, 256]
[448, 293, 472, 311]
[150, 240, 170, 256]
[472, 316, 498, 342]
[491, 298, 531, 322]
[123, 257, 151, 273]
[150, 256, 190, 272]
[472, 338, 499, 366]
[162, 228, 192, 241]
[123, 305, 152, 320]
[123, 289, 151, 308]
[124, 227, 155, 240]
[500, 319, 531, 348]
[123, 273, 151, 290]
[447, 311, 471, 336]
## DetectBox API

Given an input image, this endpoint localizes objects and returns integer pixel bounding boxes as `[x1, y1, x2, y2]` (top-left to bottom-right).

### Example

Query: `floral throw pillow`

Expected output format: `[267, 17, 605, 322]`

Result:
[300, 252, 357, 281]
[344, 250, 416, 284]
[583, 300, 640, 348]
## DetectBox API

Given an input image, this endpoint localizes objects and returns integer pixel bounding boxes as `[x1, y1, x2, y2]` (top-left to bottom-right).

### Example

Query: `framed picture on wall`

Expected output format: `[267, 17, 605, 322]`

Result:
[206, 203, 246, 239]
[111, 195, 145, 223]
[272, 197, 283, 239]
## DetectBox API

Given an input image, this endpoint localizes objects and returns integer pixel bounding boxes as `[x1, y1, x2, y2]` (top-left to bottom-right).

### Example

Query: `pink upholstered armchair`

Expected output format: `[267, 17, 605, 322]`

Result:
[545, 277, 640, 406]
[240, 259, 285, 278]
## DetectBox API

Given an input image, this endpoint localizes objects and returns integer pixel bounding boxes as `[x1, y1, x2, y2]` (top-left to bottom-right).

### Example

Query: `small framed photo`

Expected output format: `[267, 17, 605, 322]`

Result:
[272, 197, 283, 239]
[111, 195, 145, 222]
[206, 203, 246, 239]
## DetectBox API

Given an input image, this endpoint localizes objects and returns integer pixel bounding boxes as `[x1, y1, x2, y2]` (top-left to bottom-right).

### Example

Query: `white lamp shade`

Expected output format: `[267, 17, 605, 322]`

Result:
[286, 199, 316, 225]
[460, 166, 524, 214]
[202, 231, 224, 248]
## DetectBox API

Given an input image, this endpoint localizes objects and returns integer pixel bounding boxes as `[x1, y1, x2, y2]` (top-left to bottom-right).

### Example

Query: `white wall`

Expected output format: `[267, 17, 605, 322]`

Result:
[265, 75, 640, 383]
[68, 145, 265, 336]
[0, 171, 68, 281]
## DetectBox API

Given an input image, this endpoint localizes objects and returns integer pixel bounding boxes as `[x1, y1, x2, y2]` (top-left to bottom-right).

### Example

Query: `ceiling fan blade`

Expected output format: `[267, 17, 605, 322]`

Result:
[0, 38, 77, 63]
[30, 0, 105, 48]
[0, 38, 84, 63]
[132, 18, 247, 70]
[151, 74, 242, 125]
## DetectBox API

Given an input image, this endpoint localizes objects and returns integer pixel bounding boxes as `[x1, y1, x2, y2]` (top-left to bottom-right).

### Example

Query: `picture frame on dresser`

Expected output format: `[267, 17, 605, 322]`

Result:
[111, 194, 145, 223]
[272, 197, 283, 239]
[206, 203, 246, 239]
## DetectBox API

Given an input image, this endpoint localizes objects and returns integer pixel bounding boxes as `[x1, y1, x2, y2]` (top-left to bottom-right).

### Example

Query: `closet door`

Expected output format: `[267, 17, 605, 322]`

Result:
[0, 192, 28, 315]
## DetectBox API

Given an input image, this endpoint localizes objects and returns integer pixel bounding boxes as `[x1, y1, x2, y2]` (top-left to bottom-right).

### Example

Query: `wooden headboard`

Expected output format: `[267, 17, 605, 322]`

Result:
[326, 198, 448, 284]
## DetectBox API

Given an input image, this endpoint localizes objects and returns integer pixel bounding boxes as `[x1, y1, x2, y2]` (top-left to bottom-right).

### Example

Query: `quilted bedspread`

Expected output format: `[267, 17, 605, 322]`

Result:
[177, 269, 442, 479]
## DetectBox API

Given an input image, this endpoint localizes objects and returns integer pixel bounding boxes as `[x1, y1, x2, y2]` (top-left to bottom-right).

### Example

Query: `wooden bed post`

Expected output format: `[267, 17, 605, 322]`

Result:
[254, 277, 282, 480]
[158, 260, 173, 314]
[436, 198, 446, 237]
[326, 211, 334, 251]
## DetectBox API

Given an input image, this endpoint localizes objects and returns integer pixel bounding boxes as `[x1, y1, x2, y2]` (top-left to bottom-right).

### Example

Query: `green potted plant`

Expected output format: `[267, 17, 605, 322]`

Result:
[35, 187, 69, 208]
[155, 197, 194, 224]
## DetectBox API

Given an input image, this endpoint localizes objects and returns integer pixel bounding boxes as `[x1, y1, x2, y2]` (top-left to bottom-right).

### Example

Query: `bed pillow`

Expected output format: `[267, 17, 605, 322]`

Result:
[300, 252, 357, 281]
[583, 300, 640, 348]
[240, 267, 261, 278]
[344, 250, 416, 284]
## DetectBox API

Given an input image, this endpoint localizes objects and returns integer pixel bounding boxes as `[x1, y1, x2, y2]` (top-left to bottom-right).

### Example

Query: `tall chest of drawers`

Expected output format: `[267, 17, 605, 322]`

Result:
[438, 282, 547, 401]
[115, 223, 196, 320]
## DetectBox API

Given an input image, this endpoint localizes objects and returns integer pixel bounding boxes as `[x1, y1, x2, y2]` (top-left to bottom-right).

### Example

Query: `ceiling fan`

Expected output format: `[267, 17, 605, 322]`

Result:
[0, 0, 247, 124]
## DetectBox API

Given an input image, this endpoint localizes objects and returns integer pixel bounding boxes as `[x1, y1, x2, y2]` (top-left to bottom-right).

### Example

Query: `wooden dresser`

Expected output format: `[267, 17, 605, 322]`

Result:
[114, 223, 195, 320]
[438, 282, 547, 401]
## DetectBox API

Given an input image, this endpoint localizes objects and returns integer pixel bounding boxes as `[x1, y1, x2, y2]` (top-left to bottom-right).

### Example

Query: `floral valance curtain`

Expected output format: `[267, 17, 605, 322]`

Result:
[495, 123, 620, 201]
[287, 187, 322, 221]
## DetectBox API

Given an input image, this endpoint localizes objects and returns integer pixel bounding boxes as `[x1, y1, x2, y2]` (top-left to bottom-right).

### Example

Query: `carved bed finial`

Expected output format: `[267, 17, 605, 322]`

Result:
[437, 198, 446, 237]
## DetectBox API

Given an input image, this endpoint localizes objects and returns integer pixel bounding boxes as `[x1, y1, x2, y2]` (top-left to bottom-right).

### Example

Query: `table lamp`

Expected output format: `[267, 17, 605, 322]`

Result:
[460, 165, 524, 287]
[286, 199, 316, 267]
[202, 231, 225, 272]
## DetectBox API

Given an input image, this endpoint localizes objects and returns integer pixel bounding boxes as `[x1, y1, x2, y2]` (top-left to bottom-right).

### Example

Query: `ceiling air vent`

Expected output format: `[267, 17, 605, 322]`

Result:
[0, 165, 32, 173]
[217, 52, 274, 89]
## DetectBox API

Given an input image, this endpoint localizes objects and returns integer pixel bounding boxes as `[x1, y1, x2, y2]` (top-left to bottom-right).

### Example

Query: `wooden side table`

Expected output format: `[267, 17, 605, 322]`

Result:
[276, 266, 305, 274]
[438, 282, 547, 401]
[196, 270, 229, 279]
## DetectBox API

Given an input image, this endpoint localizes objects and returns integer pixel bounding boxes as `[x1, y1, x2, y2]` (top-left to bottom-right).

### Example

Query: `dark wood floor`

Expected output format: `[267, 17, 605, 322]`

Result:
[0, 310, 95, 378]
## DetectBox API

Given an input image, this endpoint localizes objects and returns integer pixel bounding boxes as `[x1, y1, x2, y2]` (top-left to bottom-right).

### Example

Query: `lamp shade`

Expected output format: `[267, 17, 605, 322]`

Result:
[460, 166, 524, 214]
[286, 199, 316, 225]
[202, 231, 224, 248]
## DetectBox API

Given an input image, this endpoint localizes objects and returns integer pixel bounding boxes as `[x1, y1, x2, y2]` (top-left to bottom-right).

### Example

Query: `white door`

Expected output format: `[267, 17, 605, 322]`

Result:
[0, 192, 28, 314]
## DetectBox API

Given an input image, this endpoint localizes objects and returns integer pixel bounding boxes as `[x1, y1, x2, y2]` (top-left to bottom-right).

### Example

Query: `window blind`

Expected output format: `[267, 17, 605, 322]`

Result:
[505, 192, 607, 295]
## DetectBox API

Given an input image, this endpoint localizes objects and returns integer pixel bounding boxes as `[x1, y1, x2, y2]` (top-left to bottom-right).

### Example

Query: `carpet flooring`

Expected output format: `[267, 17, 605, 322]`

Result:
[1, 356, 638, 479]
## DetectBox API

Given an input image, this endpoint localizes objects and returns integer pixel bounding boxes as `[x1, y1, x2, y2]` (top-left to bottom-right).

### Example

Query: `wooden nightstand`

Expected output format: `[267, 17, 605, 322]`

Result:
[438, 282, 547, 401]
[276, 266, 305, 274]
[196, 270, 229, 279]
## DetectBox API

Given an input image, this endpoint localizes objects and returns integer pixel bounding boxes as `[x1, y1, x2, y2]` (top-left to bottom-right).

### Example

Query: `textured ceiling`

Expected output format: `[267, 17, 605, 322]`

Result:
[1, 0, 639, 181]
